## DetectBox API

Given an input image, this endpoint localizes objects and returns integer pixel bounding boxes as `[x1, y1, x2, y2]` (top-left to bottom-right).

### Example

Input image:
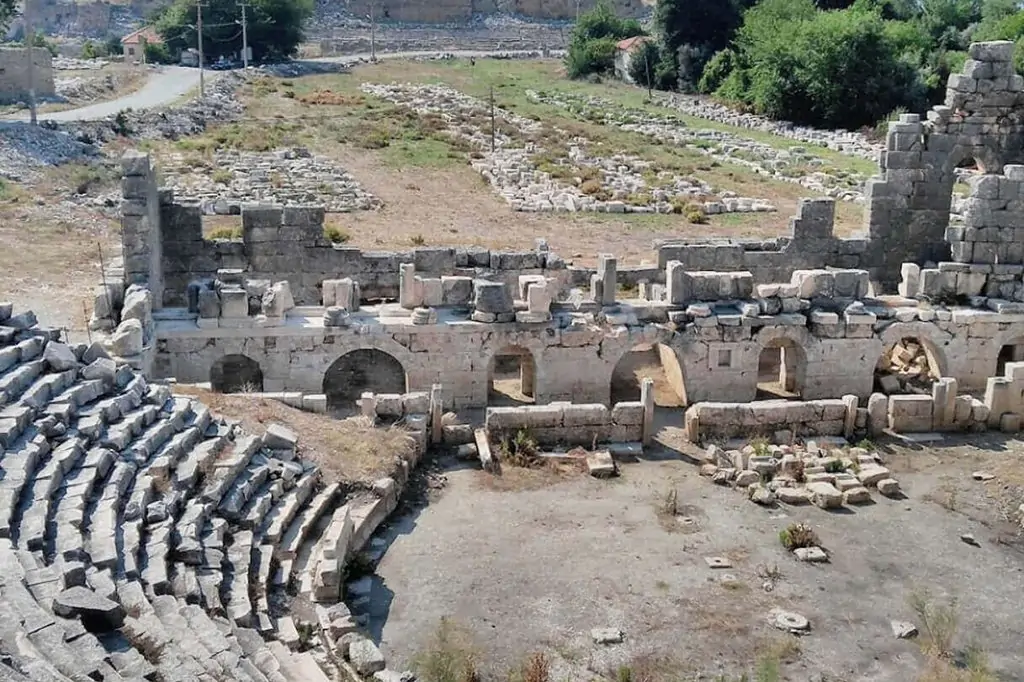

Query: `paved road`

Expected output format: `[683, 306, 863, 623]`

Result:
[11, 50, 551, 123]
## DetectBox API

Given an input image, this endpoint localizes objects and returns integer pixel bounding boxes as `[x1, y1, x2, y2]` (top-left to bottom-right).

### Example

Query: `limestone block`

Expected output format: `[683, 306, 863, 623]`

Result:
[107, 319, 143, 357]
[403, 392, 430, 415]
[867, 393, 888, 435]
[375, 394, 404, 419]
[887, 394, 934, 432]
[968, 41, 1015, 62]
[518, 274, 547, 300]
[220, 288, 249, 319]
[611, 402, 644, 426]
[792, 270, 834, 298]
[858, 465, 892, 486]
[121, 286, 152, 326]
[349, 638, 386, 675]
[563, 404, 610, 427]
[473, 280, 513, 314]
[527, 282, 553, 315]
[666, 261, 691, 305]
[441, 276, 473, 306]
[399, 263, 421, 309]
[419, 278, 443, 307]
[197, 288, 220, 319]
[261, 281, 295, 318]
[597, 254, 616, 305]
[807, 481, 843, 509]
[519, 404, 564, 428]
[832, 270, 870, 299]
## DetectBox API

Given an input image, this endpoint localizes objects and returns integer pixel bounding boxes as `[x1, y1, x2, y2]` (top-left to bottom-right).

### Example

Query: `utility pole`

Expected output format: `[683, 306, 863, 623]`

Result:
[240, 1, 249, 68]
[576, 0, 581, 22]
[369, 1, 376, 62]
[24, 1, 38, 125]
[197, 0, 205, 96]
[489, 84, 495, 152]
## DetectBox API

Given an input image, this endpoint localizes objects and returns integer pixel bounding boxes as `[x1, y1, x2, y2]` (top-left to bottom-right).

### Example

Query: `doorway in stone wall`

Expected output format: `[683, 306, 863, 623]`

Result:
[323, 349, 407, 411]
[757, 339, 806, 400]
[997, 338, 1024, 378]
[610, 343, 687, 407]
[210, 354, 264, 393]
[487, 346, 537, 406]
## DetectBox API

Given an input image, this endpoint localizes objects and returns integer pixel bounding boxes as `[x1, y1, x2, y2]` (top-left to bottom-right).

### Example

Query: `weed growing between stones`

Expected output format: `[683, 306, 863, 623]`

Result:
[413, 617, 481, 682]
[498, 430, 540, 468]
[907, 589, 998, 682]
[778, 523, 818, 551]
[324, 225, 350, 244]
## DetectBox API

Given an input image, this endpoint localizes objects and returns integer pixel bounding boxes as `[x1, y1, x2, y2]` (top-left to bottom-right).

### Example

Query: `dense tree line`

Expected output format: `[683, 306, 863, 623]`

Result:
[568, 0, 1024, 129]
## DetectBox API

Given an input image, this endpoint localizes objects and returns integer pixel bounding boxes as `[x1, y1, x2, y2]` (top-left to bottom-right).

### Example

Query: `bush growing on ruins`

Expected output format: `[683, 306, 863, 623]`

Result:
[778, 522, 819, 550]
[824, 459, 847, 474]
[499, 430, 540, 468]
[211, 169, 233, 185]
[323, 225, 350, 244]
[413, 617, 480, 682]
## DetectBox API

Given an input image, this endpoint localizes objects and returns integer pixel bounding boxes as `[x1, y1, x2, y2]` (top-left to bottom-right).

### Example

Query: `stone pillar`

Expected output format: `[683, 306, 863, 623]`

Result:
[641, 377, 655, 445]
[399, 263, 420, 309]
[360, 392, 377, 420]
[780, 347, 797, 393]
[867, 393, 887, 436]
[842, 395, 858, 439]
[983, 378, 1011, 428]
[121, 151, 164, 309]
[666, 261, 691, 305]
[521, 361, 535, 398]
[932, 377, 958, 430]
[597, 254, 616, 306]
[429, 384, 443, 445]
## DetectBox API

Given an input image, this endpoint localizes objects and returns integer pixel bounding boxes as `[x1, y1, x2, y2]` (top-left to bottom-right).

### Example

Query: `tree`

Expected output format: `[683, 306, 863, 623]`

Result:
[627, 40, 676, 90]
[141, 37, 173, 64]
[104, 35, 123, 56]
[564, 1, 645, 79]
[155, 0, 313, 63]
[0, 0, 14, 35]
[654, 0, 745, 87]
[715, 3, 927, 128]
[81, 40, 99, 59]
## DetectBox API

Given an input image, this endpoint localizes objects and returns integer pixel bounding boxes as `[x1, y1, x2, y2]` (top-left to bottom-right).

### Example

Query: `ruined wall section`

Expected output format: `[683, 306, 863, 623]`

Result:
[156, 193, 569, 307]
[654, 199, 868, 286]
[863, 41, 1024, 291]
[0, 47, 55, 103]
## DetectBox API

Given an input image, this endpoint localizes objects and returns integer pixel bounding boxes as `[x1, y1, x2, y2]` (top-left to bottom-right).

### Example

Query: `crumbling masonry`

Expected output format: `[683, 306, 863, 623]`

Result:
[93, 41, 1024, 440]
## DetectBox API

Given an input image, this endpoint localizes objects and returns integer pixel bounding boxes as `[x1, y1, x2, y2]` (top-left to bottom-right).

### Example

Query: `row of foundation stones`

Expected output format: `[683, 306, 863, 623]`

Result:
[360, 82, 776, 215]
[526, 90, 867, 202]
[699, 441, 903, 510]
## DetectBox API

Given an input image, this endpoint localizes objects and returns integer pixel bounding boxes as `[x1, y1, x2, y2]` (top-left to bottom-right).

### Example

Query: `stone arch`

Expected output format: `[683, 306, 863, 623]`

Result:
[323, 349, 408, 410]
[996, 336, 1024, 378]
[610, 342, 687, 407]
[756, 337, 808, 400]
[210, 354, 264, 393]
[875, 335, 946, 394]
[487, 345, 538, 406]
[878, 325, 949, 378]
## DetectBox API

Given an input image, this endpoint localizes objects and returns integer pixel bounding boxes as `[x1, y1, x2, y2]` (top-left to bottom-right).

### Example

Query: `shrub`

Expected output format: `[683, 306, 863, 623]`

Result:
[566, 36, 620, 79]
[211, 169, 233, 185]
[778, 522, 818, 550]
[698, 48, 738, 94]
[324, 225, 350, 244]
[908, 589, 959, 658]
[413, 617, 480, 682]
[824, 459, 847, 474]
[565, 0, 645, 79]
[580, 178, 604, 195]
[498, 429, 540, 468]
[520, 653, 550, 682]
[684, 204, 707, 224]
[410, 234, 426, 246]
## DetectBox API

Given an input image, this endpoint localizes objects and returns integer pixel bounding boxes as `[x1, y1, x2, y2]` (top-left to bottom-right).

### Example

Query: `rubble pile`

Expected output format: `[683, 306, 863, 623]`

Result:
[700, 441, 903, 508]
[875, 338, 940, 394]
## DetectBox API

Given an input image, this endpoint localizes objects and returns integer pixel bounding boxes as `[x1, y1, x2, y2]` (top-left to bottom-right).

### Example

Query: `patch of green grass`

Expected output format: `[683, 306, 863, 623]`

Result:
[381, 136, 462, 169]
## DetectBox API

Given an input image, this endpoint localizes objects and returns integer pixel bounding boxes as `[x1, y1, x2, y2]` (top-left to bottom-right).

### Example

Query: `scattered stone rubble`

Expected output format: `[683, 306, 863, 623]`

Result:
[528, 90, 866, 202]
[53, 57, 111, 71]
[160, 147, 381, 214]
[656, 92, 882, 161]
[699, 441, 902, 509]
[363, 82, 775, 214]
[875, 338, 940, 394]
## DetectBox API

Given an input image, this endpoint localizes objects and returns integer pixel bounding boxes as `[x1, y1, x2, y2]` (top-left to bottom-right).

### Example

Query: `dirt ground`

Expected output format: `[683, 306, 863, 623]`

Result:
[358, 429, 1024, 682]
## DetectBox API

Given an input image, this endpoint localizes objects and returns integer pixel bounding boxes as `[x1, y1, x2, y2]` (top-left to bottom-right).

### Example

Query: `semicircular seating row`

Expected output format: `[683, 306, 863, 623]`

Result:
[0, 304, 347, 682]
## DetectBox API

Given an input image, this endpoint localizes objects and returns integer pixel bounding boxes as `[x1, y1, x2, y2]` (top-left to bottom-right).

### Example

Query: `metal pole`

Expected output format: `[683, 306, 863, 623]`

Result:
[645, 50, 652, 100]
[197, 0, 205, 96]
[240, 2, 249, 67]
[24, 3, 37, 125]
[489, 84, 495, 152]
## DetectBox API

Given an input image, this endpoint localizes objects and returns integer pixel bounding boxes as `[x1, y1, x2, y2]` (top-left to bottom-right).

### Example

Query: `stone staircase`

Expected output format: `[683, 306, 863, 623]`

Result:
[0, 305, 351, 682]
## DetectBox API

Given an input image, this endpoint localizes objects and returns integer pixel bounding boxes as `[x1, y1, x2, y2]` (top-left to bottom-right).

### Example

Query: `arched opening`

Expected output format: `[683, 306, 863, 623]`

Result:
[487, 346, 537, 406]
[210, 355, 264, 393]
[996, 338, 1024, 378]
[953, 156, 984, 201]
[757, 339, 806, 400]
[610, 343, 686, 407]
[875, 337, 943, 394]
[323, 349, 407, 410]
